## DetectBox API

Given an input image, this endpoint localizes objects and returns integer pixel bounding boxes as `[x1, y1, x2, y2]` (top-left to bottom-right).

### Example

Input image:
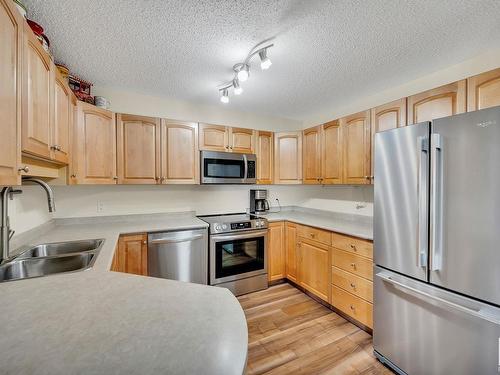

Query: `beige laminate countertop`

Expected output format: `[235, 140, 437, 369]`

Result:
[1, 213, 247, 375]
[261, 207, 373, 240]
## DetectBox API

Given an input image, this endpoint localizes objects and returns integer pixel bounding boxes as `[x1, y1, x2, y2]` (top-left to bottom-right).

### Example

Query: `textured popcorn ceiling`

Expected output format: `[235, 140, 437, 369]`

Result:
[24, 0, 500, 122]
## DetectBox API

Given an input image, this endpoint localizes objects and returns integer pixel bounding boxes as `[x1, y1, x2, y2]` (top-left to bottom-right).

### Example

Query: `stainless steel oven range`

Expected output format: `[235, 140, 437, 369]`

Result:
[200, 214, 268, 296]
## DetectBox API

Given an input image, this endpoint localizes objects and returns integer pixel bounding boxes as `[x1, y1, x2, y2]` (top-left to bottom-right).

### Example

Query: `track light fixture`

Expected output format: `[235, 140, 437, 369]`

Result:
[217, 41, 274, 103]
[220, 88, 229, 103]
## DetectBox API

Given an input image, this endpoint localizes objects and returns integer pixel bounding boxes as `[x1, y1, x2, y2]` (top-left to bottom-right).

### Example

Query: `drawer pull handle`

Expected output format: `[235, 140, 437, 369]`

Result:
[350, 305, 355, 311]
[350, 244, 357, 251]
[350, 283, 356, 289]
[350, 263, 356, 269]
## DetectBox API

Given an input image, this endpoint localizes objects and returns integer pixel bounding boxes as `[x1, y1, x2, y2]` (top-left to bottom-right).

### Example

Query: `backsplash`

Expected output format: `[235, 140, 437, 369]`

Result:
[9, 184, 373, 235]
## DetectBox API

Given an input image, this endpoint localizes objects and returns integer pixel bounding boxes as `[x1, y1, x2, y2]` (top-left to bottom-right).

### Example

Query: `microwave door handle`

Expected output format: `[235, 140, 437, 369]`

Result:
[417, 135, 429, 269]
[243, 154, 248, 180]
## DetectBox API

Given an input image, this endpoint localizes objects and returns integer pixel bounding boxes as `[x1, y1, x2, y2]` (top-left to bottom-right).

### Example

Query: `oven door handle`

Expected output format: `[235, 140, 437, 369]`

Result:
[211, 229, 268, 242]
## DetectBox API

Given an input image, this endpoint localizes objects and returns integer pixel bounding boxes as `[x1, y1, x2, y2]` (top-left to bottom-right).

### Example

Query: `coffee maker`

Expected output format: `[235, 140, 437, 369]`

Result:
[250, 189, 270, 214]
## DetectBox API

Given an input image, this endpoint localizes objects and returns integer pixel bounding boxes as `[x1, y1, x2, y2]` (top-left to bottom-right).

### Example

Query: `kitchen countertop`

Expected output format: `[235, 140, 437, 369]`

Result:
[1, 212, 248, 375]
[261, 207, 373, 240]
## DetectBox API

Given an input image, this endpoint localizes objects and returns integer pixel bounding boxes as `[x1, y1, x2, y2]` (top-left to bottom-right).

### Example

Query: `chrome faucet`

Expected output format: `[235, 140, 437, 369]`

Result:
[0, 178, 55, 264]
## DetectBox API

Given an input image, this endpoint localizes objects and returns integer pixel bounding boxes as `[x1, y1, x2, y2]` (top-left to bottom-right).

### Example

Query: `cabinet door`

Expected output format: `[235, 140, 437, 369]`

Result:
[285, 222, 298, 283]
[268, 221, 285, 281]
[22, 24, 53, 159]
[117, 114, 160, 184]
[51, 70, 71, 164]
[370, 99, 406, 183]
[302, 126, 322, 184]
[113, 233, 148, 276]
[198, 123, 228, 152]
[407, 80, 466, 125]
[256, 131, 273, 184]
[298, 239, 330, 302]
[467, 68, 500, 112]
[321, 120, 343, 184]
[229, 127, 255, 153]
[73, 102, 116, 184]
[341, 110, 371, 184]
[0, 0, 22, 186]
[274, 131, 302, 184]
[161, 120, 199, 184]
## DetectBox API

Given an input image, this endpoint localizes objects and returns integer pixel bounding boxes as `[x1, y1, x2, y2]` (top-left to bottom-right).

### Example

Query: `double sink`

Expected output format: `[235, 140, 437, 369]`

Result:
[0, 239, 104, 283]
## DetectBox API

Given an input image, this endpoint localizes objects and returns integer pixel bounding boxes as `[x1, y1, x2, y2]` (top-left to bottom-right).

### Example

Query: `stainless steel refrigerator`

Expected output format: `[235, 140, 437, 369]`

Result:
[373, 106, 500, 375]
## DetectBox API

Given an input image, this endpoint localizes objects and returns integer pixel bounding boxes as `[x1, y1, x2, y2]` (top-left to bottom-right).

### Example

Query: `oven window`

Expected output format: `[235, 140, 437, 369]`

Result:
[215, 236, 265, 279]
[204, 158, 244, 179]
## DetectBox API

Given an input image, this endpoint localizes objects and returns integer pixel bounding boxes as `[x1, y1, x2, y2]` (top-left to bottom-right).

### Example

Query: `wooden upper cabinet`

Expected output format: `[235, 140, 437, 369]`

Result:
[230, 127, 255, 153]
[467, 68, 500, 112]
[268, 222, 285, 282]
[322, 120, 343, 184]
[407, 80, 466, 125]
[302, 126, 322, 184]
[285, 222, 298, 283]
[274, 131, 302, 184]
[370, 99, 407, 183]
[117, 114, 160, 184]
[0, 0, 22, 186]
[199, 123, 228, 152]
[256, 131, 273, 184]
[22, 23, 53, 160]
[51, 70, 72, 164]
[73, 102, 116, 184]
[341, 110, 371, 184]
[161, 120, 199, 184]
[112, 233, 148, 276]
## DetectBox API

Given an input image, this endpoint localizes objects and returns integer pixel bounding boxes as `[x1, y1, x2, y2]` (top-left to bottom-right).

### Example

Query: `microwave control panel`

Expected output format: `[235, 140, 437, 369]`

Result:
[247, 161, 256, 178]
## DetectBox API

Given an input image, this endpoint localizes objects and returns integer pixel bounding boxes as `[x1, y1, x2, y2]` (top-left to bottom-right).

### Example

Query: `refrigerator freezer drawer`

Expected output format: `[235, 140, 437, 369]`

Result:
[374, 266, 500, 375]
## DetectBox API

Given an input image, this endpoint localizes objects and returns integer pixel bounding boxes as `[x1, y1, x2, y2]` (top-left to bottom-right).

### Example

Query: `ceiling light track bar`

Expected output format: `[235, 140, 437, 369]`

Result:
[217, 40, 275, 103]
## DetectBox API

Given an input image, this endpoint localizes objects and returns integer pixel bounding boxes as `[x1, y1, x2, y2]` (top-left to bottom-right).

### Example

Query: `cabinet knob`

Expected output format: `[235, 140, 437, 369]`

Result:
[70, 174, 77, 178]
[113, 176, 118, 180]
[18, 166, 29, 173]
[51, 145, 62, 151]
[350, 262, 356, 269]
[229, 146, 233, 150]
[143, 240, 147, 245]
[364, 175, 370, 180]
[350, 244, 357, 251]
[350, 304, 355, 311]
[350, 282, 356, 289]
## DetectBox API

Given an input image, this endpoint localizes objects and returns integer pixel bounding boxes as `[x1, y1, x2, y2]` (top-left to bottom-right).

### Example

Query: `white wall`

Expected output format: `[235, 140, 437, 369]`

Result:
[8, 185, 373, 235]
[303, 48, 500, 127]
[93, 86, 302, 132]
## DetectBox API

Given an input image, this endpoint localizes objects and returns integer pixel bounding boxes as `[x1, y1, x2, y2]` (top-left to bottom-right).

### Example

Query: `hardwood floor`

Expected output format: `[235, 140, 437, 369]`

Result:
[238, 283, 392, 375]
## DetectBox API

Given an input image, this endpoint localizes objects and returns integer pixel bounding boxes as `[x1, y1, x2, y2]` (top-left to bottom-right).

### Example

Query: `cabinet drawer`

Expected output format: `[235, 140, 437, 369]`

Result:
[331, 285, 373, 328]
[332, 266, 373, 303]
[332, 248, 373, 281]
[331, 232, 373, 259]
[297, 225, 331, 245]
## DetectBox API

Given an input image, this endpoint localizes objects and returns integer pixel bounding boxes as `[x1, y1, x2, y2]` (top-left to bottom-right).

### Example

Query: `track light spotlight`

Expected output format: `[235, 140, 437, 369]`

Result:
[237, 64, 249, 82]
[233, 79, 243, 95]
[220, 88, 229, 103]
[259, 49, 272, 70]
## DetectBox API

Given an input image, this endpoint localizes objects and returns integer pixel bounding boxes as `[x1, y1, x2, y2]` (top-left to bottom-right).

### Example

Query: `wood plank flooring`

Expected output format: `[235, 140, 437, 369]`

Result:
[238, 283, 393, 375]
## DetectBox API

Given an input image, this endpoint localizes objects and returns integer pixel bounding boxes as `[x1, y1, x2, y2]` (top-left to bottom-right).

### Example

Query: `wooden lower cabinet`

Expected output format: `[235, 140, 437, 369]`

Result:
[267, 222, 285, 281]
[331, 285, 373, 328]
[285, 222, 297, 282]
[297, 238, 330, 302]
[111, 233, 148, 276]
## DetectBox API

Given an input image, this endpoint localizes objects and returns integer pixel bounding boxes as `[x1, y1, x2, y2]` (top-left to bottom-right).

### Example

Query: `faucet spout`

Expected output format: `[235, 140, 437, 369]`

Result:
[22, 178, 56, 212]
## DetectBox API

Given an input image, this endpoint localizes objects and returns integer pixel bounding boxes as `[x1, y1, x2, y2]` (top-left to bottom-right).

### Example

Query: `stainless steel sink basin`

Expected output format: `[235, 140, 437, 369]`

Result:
[17, 239, 103, 259]
[0, 253, 97, 282]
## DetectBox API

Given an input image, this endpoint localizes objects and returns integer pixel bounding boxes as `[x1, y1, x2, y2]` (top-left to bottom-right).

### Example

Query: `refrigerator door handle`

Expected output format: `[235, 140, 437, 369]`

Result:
[430, 133, 444, 271]
[417, 136, 429, 268]
[378, 272, 500, 325]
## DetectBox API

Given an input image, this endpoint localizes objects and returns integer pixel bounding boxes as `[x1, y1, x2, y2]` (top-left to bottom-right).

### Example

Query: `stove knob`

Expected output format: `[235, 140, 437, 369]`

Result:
[255, 222, 260, 227]
[222, 224, 228, 230]
[215, 225, 222, 231]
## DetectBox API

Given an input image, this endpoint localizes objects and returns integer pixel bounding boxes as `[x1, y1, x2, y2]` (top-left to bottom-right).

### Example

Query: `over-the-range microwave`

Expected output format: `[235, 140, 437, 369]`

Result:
[200, 151, 256, 184]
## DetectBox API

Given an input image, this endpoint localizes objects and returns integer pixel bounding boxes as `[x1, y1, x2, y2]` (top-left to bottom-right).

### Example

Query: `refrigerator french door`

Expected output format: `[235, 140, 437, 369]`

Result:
[374, 106, 500, 375]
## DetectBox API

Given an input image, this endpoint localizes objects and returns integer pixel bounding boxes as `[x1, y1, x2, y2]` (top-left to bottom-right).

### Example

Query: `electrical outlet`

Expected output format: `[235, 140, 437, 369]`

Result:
[97, 201, 105, 213]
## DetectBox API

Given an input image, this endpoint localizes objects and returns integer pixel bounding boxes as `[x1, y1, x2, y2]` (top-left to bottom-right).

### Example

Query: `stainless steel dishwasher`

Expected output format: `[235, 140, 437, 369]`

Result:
[147, 228, 208, 284]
